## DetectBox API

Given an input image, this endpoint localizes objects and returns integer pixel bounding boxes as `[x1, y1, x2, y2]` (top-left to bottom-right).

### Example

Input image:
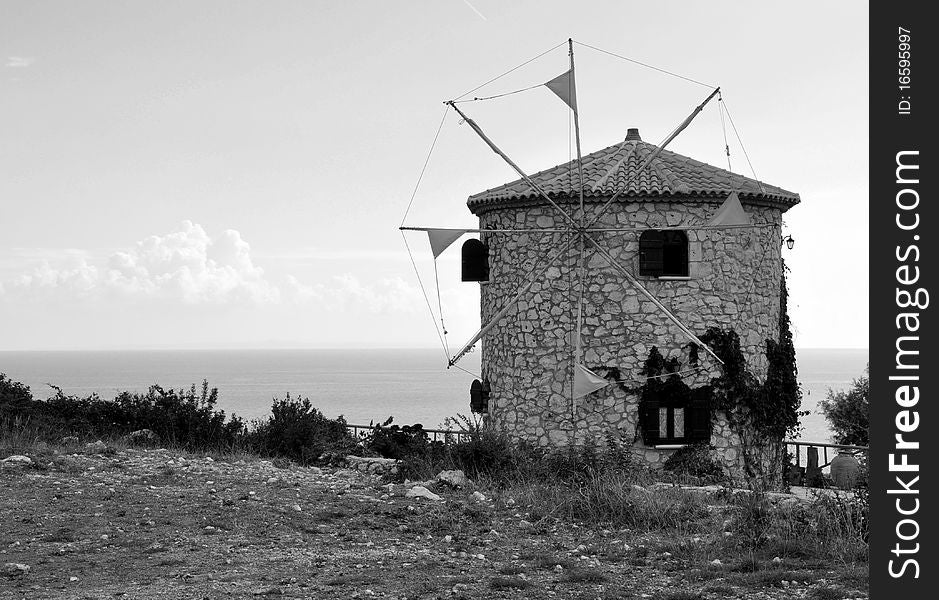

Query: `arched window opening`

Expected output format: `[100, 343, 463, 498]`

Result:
[639, 230, 688, 277]
[470, 379, 491, 413]
[461, 239, 489, 282]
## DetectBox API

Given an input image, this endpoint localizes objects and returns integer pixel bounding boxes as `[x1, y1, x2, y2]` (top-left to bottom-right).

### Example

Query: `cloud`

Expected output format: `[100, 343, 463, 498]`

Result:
[0, 221, 454, 317]
[5, 221, 279, 305]
[5, 57, 35, 68]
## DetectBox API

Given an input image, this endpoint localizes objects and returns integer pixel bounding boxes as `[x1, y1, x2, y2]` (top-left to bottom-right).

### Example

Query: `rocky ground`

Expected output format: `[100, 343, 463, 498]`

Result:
[1, 446, 868, 600]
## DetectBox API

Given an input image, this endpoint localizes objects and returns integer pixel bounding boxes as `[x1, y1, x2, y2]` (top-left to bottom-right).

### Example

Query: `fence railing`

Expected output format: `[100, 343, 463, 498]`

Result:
[785, 439, 868, 468]
[783, 439, 868, 487]
[345, 424, 473, 443]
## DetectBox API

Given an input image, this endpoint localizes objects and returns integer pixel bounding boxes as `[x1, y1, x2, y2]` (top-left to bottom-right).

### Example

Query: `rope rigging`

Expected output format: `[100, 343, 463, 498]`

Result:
[399, 37, 780, 402]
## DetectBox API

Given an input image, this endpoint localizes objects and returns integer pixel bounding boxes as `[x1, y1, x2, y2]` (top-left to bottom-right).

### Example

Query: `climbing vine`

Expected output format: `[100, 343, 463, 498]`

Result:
[630, 266, 804, 482]
[703, 265, 804, 441]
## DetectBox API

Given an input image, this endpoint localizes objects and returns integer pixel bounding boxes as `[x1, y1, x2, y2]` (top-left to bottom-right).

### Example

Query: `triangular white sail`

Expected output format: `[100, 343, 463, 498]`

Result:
[426, 229, 467, 259]
[707, 191, 750, 226]
[545, 69, 578, 113]
[573, 363, 610, 399]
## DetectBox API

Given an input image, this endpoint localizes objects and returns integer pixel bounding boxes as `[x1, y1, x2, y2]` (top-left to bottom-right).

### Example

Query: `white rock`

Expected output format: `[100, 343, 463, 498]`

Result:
[84, 440, 108, 454]
[405, 486, 442, 501]
[1, 455, 32, 465]
[2, 563, 30, 577]
[710, 559, 722, 566]
[472, 491, 487, 502]
[435, 470, 469, 488]
[772, 556, 782, 564]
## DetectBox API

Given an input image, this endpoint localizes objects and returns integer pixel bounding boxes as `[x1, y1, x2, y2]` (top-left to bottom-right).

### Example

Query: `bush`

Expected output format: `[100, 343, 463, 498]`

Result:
[662, 443, 725, 482]
[362, 417, 440, 461]
[0, 373, 33, 411]
[247, 394, 356, 464]
[1, 373, 244, 450]
[820, 364, 869, 446]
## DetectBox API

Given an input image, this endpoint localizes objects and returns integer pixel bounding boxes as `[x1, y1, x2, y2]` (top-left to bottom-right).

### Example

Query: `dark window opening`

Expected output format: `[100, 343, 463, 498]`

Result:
[640, 394, 711, 446]
[470, 379, 491, 413]
[639, 230, 688, 277]
[461, 239, 489, 282]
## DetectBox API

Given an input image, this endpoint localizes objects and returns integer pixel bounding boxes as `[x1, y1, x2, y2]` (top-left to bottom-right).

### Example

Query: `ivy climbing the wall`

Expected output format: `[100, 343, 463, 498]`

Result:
[636, 266, 804, 483]
[702, 265, 804, 441]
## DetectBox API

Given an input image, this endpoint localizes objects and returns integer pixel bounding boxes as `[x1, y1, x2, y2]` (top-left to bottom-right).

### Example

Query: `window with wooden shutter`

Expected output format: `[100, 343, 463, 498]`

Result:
[461, 239, 489, 282]
[688, 393, 712, 443]
[642, 392, 709, 446]
[640, 397, 660, 445]
[639, 230, 664, 276]
[469, 379, 490, 413]
[640, 230, 688, 277]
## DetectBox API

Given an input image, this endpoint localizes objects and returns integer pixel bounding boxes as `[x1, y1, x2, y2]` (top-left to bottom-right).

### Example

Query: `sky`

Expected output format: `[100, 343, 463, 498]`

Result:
[0, 0, 869, 351]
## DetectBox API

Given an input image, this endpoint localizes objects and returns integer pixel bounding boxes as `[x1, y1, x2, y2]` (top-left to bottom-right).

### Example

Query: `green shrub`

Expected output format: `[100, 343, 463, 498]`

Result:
[662, 444, 725, 482]
[362, 417, 440, 461]
[0, 373, 33, 411]
[1, 374, 244, 450]
[820, 365, 869, 446]
[247, 394, 356, 464]
[443, 415, 518, 480]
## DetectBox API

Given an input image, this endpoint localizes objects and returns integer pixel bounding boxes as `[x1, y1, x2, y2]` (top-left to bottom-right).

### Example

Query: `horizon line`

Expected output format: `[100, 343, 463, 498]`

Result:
[0, 345, 871, 353]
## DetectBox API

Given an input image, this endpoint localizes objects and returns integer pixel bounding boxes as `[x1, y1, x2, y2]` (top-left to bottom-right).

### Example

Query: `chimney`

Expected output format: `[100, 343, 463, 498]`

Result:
[625, 128, 641, 141]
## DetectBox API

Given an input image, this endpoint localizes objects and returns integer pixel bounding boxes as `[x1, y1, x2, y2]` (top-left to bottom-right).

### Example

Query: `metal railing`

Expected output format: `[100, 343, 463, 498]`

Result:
[346, 424, 473, 443]
[783, 439, 867, 487]
[785, 439, 868, 469]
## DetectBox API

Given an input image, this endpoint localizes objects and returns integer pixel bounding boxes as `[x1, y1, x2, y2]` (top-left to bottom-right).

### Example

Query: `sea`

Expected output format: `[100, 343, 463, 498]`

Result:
[0, 348, 867, 443]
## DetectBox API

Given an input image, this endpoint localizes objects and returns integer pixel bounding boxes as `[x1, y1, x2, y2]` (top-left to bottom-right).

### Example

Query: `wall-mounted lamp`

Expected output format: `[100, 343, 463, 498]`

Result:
[782, 235, 795, 250]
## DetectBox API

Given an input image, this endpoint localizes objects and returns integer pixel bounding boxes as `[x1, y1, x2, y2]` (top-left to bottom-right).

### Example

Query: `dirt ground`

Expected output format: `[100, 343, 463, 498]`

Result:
[1, 447, 867, 599]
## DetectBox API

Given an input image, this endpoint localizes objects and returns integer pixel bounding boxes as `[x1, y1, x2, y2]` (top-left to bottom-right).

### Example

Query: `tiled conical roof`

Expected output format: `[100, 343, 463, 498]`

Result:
[466, 129, 800, 215]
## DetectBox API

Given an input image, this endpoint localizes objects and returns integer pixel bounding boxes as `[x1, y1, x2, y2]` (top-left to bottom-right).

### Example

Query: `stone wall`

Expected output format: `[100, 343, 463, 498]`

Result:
[474, 197, 785, 479]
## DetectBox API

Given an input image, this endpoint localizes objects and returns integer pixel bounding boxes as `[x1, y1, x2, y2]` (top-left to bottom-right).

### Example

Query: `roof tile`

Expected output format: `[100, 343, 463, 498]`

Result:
[467, 138, 800, 214]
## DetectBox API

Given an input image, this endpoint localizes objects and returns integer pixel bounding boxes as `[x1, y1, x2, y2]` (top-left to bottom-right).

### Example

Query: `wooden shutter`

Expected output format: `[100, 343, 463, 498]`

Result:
[469, 379, 484, 413]
[639, 231, 664, 276]
[470, 379, 491, 413]
[688, 394, 712, 443]
[461, 239, 490, 282]
[639, 397, 660, 445]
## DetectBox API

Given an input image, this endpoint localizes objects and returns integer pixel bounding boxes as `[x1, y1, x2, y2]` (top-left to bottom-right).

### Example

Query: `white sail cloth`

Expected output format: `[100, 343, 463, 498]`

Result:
[426, 229, 467, 259]
[573, 364, 611, 399]
[707, 192, 750, 227]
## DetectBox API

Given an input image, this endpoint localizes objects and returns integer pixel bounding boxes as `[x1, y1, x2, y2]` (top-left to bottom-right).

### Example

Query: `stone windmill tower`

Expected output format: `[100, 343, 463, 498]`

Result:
[401, 40, 800, 477]
[459, 127, 800, 471]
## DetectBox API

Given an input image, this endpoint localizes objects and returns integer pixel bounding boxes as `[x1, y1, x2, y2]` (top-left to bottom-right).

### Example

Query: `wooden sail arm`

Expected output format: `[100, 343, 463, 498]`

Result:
[583, 87, 721, 231]
[446, 102, 580, 232]
[583, 235, 724, 366]
[448, 234, 579, 366]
